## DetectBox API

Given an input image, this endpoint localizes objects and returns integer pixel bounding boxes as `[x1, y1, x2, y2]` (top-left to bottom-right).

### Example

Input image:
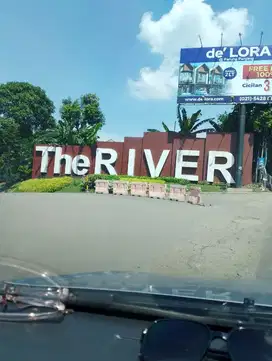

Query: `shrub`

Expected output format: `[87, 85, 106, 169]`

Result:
[159, 177, 190, 185]
[11, 177, 73, 192]
[80, 174, 120, 191]
[120, 176, 165, 184]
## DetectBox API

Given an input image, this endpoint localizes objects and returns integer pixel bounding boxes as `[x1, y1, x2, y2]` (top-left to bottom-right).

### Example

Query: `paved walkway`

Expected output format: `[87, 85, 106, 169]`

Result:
[0, 192, 271, 282]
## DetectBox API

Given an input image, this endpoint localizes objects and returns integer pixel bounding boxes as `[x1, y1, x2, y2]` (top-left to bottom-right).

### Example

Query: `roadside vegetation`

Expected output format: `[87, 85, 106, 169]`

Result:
[9, 175, 225, 193]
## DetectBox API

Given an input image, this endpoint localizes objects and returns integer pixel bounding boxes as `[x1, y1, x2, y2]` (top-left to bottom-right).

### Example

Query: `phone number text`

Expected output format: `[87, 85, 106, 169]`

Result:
[234, 95, 272, 103]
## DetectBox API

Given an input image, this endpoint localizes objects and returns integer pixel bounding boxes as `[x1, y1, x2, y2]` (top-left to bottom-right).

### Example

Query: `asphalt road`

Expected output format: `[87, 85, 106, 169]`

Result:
[0, 192, 271, 283]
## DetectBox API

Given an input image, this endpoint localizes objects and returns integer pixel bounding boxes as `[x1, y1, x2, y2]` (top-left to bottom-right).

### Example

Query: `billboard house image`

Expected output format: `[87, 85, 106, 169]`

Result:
[177, 45, 272, 104]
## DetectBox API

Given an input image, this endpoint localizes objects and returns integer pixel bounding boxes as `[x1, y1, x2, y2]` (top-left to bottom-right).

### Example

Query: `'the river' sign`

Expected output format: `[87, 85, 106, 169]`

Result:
[35, 145, 235, 183]
[32, 133, 253, 185]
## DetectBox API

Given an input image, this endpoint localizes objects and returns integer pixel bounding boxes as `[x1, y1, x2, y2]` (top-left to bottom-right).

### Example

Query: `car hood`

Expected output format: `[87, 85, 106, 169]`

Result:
[15, 271, 272, 305]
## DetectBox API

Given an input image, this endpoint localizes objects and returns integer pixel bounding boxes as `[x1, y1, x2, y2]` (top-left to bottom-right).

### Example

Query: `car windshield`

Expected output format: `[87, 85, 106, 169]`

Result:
[0, 0, 271, 307]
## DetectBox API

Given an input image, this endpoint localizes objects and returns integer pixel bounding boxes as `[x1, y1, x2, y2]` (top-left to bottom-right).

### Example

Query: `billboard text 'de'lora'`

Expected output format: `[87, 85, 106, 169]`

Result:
[177, 45, 272, 105]
[32, 133, 254, 185]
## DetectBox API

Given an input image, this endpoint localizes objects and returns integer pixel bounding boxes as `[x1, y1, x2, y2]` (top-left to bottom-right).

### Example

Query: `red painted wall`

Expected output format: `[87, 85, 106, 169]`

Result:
[32, 132, 254, 185]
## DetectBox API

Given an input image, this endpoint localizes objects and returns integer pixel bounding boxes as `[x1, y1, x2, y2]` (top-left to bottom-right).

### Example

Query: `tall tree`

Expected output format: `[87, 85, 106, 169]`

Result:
[217, 104, 272, 134]
[0, 118, 31, 184]
[0, 82, 55, 138]
[217, 104, 272, 175]
[35, 93, 105, 146]
[80, 94, 105, 127]
[60, 94, 105, 130]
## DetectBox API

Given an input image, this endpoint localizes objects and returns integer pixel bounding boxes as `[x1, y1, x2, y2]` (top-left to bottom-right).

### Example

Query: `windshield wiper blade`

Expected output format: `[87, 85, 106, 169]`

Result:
[63, 287, 272, 329]
[0, 281, 71, 323]
[6, 282, 272, 328]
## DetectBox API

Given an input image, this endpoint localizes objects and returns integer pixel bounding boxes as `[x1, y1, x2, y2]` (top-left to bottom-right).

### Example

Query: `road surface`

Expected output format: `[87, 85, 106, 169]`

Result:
[0, 192, 271, 283]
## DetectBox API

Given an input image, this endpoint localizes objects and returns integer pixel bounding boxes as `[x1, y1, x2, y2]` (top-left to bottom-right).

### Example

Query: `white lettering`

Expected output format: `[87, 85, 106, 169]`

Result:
[175, 150, 200, 181]
[250, 46, 259, 57]
[94, 148, 118, 175]
[54, 147, 72, 175]
[36, 145, 56, 174]
[215, 50, 223, 58]
[238, 47, 249, 57]
[206, 49, 215, 58]
[260, 46, 271, 57]
[230, 48, 238, 58]
[206, 47, 227, 59]
[127, 149, 136, 176]
[35, 145, 240, 184]
[207, 151, 235, 184]
[229, 46, 271, 58]
[71, 155, 90, 176]
[207, 46, 271, 60]
[144, 149, 170, 178]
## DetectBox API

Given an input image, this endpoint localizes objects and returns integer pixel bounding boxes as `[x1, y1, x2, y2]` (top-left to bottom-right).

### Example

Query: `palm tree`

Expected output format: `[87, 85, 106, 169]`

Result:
[34, 122, 103, 146]
[147, 105, 216, 136]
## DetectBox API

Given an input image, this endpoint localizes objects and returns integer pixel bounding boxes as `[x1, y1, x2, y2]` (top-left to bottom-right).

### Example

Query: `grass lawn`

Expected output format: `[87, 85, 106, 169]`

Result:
[194, 184, 224, 192]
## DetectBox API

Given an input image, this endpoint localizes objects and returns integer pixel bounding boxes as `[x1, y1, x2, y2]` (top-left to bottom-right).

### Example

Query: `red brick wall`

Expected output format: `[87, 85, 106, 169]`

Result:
[32, 132, 254, 185]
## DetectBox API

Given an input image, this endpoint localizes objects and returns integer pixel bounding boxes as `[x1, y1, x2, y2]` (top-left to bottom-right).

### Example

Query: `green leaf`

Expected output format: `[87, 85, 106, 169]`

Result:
[190, 110, 202, 127]
[191, 118, 215, 132]
[162, 122, 170, 132]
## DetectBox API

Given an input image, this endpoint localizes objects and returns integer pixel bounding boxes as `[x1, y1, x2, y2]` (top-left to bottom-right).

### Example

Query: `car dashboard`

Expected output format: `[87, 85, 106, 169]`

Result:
[0, 311, 231, 361]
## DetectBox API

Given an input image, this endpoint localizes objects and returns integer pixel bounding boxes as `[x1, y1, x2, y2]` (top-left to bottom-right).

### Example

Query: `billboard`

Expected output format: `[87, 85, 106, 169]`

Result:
[177, 45, 272, 104]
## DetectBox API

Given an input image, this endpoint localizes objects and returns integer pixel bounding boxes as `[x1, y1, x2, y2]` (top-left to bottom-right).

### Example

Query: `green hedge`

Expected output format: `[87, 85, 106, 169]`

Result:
[11, 177, 73, 192]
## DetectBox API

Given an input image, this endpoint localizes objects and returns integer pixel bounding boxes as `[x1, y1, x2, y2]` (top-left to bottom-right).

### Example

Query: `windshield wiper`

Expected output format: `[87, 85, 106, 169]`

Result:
[63, 286, 272, 329]
[0, 281, 71, 323]
[5, 282, 272, 328]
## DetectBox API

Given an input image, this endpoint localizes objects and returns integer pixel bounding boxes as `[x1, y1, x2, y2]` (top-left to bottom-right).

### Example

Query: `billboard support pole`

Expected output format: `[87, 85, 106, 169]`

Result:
[235, 103, 246, 188]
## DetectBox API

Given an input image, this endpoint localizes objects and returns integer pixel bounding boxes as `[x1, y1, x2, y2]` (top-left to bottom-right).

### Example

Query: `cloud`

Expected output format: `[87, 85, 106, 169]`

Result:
[128, 0, 251, 100]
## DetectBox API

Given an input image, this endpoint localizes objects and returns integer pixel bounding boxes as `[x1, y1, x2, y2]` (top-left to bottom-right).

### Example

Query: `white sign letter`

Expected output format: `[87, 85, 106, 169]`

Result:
[94, 148, 118, 175]
[127, 149, 136, 176]
[175, 150, 200, 181]
[144, 149, 170, 178]
[35, 145, 56, 174]
[71, 155, 90, 176]
[207, 151, 235, 184]
[53, 147, 72, 175]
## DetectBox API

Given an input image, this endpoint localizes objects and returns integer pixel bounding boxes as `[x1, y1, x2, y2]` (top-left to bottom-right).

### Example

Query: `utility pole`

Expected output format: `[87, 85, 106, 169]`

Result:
[235, 104, 246, 188]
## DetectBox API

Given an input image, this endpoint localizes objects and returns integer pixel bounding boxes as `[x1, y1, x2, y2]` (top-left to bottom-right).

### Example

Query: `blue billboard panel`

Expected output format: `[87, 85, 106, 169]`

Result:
[177, 45, 272, 104]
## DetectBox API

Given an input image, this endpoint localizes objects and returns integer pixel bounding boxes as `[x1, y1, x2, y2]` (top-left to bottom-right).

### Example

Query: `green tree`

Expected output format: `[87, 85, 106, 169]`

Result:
[217, 104, 272, 133]
[217, 104, 272, 175]
[147, 105, 215, 135]
[0, 82, 55, 138]
[0, 118, 31, 184]
[35, 94, 105, 146]
[80, 94, 105, 127]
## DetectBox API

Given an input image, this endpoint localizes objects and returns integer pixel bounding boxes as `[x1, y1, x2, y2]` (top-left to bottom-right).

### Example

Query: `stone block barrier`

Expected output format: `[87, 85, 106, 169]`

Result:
[130, 182, 148, 197]
[148, 183, 166, 199]
[112, 181, 129, 196]
[94, 181, 203, 205]
[94, 180, 109, 194]
[187, 187, 202, 205]
[169, 184, 187, 202]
